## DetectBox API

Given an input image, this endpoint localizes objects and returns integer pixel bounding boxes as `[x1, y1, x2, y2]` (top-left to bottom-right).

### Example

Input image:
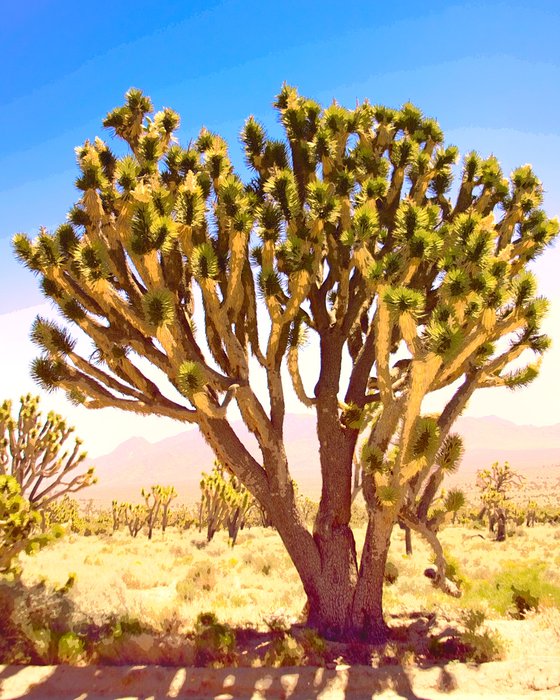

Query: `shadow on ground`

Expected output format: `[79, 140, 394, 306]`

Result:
[0, 662, 442, 699]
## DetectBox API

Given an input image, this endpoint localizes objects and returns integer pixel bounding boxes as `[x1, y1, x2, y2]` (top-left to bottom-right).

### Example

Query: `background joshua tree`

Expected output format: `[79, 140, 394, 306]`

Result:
[477, 461, 524, 541]
[200, 462, 253, 546]
[0, 395, 95, 516]
[13, 87, 558, 641]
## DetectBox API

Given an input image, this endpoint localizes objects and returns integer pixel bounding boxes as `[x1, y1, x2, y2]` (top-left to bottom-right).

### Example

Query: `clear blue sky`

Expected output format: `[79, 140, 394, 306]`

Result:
[1, 1, 559, 451]
[2, 0, 559, 313]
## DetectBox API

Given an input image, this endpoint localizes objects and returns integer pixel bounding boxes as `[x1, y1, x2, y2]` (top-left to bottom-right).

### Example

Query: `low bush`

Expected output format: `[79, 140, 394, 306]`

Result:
[193, 612, 236, 666]
[428, 608, 505, 664]
[264, 633, 306, 667]
[459, 609, 506, 663]
[176, 561, 217, 602]
[467, 561, 560, 618]
[384, 561, 399, 585]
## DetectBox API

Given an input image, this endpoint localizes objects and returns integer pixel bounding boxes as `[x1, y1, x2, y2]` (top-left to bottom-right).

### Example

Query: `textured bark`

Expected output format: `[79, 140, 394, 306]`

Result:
[405, 526, 413, 556]
[350, 512, 393, 643]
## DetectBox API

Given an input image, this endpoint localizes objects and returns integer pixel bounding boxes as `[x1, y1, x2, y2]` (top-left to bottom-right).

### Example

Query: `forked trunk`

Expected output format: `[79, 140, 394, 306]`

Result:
[272, 503, 394, 643]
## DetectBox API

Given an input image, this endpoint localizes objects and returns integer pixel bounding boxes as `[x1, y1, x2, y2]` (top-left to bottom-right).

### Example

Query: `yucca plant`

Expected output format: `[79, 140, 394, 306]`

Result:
[13, 86, 558, 641]
[477, 462, 524, 541]
[0, 395, 95, 517]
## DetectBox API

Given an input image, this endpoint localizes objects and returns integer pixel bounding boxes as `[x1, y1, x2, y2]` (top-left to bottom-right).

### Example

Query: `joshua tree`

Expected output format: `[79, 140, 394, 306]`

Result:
[158, 485, 178, 534]
[123, 503, 146, 538]
[142, 484, 177, 538]
[0, 394, 95, 514]
[0, 476, 49, 577]
[477, 461, 524, 541]
[526, 500, 537, 527]
[200, 462, 252, 545]
[13, 87, 558, 641]
[111, 499, 128, 532]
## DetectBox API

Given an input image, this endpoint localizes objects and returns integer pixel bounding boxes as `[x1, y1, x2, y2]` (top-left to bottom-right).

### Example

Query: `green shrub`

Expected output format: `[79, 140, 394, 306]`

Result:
[193, 612, 236, 666]
[428, 608, 505, 664]
[264, 633, 306, 667]
[384, 561, 399, 585]
[511, 585, 540, 618]
[263, 610, 291, 635]
[459, 609, 506, 664]
[300, 628, 327, 666]
[467, 562, 560, 617]
[4, 574, 86, 664]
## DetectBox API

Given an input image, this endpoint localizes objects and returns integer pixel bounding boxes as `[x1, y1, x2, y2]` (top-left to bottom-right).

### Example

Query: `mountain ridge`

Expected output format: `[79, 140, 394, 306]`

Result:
[85, 414, 560, 504]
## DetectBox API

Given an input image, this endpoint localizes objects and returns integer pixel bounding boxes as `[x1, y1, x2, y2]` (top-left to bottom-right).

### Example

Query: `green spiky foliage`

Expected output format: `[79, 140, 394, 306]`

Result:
[477, 462, 525, 541]
[0, 476, 62, 577]
[0, 395, 96, 513]
[13, 86, 558, 642]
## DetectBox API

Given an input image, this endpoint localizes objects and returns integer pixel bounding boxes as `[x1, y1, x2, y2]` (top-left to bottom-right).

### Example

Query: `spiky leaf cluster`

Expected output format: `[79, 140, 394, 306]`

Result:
[12, 86, 558, 554]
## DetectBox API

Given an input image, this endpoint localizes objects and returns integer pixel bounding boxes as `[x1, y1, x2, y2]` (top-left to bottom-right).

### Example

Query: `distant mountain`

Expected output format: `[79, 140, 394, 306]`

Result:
[85, 414, 560, 504]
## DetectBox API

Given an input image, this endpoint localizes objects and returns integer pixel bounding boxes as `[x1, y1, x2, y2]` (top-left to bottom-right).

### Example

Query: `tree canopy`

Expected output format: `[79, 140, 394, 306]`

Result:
[13, 86, 558, 640]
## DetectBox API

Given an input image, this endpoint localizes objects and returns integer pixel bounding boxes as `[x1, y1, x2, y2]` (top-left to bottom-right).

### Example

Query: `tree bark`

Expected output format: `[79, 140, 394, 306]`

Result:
[350, 511, 393, 643]
[496, 511, 506, 542]
[404, 525, 413, 556]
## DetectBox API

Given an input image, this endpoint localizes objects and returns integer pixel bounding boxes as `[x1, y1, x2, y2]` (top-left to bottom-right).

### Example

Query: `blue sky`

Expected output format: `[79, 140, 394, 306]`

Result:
[1, 1, 559, 453]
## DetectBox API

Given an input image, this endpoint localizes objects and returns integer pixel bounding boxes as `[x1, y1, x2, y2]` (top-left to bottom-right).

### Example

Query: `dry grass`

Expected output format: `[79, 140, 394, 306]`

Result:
[19, 523, 560, 637]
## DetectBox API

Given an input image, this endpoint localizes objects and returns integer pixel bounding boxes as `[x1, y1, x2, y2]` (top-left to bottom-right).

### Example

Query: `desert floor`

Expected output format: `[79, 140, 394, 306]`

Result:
[1, 523, 559, 698]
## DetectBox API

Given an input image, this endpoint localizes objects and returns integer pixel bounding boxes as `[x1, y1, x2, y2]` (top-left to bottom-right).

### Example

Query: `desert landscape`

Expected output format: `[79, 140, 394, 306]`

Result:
[2, 3, 560, 698]
[2, 412, 560, 697]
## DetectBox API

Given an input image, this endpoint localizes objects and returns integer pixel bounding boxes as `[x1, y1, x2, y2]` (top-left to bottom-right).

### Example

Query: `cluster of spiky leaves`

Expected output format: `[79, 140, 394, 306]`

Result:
[0, 394, 95, 510]
[13, 86, 558, 541]
[0, 475, 62, 577]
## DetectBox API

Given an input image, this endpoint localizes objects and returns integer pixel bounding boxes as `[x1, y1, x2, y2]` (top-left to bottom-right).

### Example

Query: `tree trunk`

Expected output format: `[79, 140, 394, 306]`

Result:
[496, 511, 506, 542]
[276, 506, 393, 643]
[306, 524, 359, 640]
[349, 512, 393, 643]
[404, 525, 413, 556]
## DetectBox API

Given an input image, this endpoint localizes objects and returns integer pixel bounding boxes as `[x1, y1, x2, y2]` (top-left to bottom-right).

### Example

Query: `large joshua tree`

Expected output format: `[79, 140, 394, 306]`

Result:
[13, 87, 558, 641]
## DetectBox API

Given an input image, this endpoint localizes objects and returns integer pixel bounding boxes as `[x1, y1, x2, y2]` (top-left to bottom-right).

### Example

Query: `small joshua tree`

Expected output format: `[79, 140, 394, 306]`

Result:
[200, 462, 253, 546]
[0, 395, 95, 515]
[477, 461, 524, 541]
[123, 503, 146, 538]
[142, 484, 177, 538]
[526, 500, 537, 527]
[159, 485, 178, 534]
[111, 499, 128, 532]
[13, 87, 558, 641]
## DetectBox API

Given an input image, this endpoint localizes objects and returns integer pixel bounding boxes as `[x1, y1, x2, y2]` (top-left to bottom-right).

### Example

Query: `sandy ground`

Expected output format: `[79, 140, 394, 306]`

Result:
[1, 610, 559, 698]
[1, 658, 559, 700]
